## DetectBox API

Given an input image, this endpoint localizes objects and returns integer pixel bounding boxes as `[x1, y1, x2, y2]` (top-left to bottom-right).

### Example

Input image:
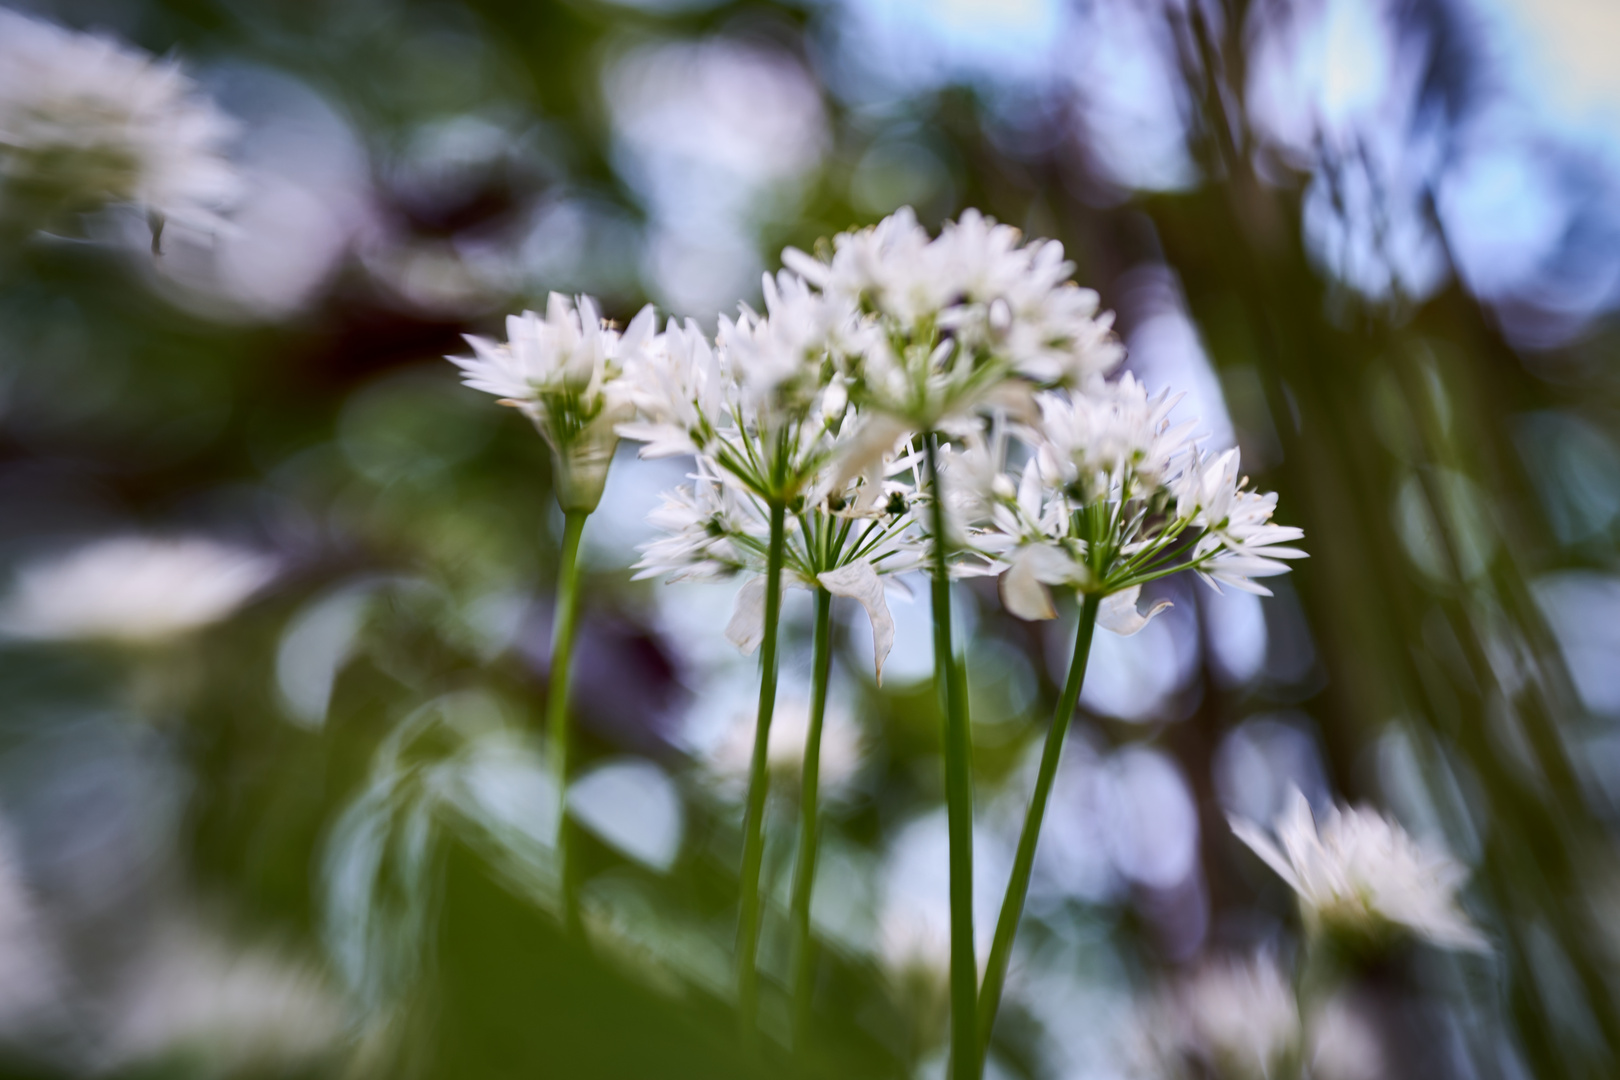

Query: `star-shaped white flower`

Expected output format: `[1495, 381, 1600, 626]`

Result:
[1231, 788, 1488, 953]
[449, 293, 655, 511]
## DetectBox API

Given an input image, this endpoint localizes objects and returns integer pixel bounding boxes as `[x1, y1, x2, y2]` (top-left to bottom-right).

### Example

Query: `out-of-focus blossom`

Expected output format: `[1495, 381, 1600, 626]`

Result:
[1140, 953, 1384, 1080]
[0, 537, 277, 646]
[877, 897, 951, 985]
[1307, 993, 1385, 1080]
[704, 696, 863, 796]
[1231, 788, 1488, 953]
[0, 821, 63, 1039]
[604, 36, 826, 315]
[1144, 952, 1299, 1079]
[100, 918, 345, 1074]
[0, 9, 237, 233]
[449, 293, 656, 511]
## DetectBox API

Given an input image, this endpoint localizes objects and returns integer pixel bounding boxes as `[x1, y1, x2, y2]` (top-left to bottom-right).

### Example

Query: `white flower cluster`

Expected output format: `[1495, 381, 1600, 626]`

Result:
[630, 458, 921, 683]
[0, 9, 238, 232]
[450, 294, 656, 511]
[1137, 952, 1384, 1080]
[969, 374, 1307, 630]
[451, 208, 1305, 666]
[1231, 788, 1488, 953]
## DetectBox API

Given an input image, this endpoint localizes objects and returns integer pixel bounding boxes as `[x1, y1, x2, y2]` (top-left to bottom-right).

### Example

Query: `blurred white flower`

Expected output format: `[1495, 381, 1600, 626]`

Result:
[1146, 952, 1300, 1080]
[1231, 787, 1488, 952]
[632, 467, 762, 585]
[876, 898, 951, 984]
[1307, 993, 1385, 1080]
[0, 537, 277, 646]
[0, 9, 237, 231]
[101, 918, 344, 1074]
[1140, 953, 1384, 1080]
[617, 315, 730, 461]
[449, 293, 656, 511]
[705, 696, 863, 796]
[0, 820, 63, 1039]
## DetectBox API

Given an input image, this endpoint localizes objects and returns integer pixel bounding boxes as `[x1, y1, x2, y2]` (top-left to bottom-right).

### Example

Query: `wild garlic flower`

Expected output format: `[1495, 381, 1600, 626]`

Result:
[617, 316, 729, 460]
[1145, 952, 1300, 1080]
[633, 461, 922, 683]
[1172, 446, 1310, 596]
[1230, 788, 1488, 953]
[1141, 953, 1384, 1080]
[618, 276, 858, 505]
[0, 10, 238, 233]
[970, 375, 1303, 629]
[0, 536, 276, 645]
[450, 293, 656, 512]
[778, 208, 1124, 497]
[782, 208, 1122, 390]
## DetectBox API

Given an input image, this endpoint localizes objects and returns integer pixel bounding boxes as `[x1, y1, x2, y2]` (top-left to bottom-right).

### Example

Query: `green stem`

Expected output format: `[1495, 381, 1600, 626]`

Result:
[548, 509, 589, 935]
[737, 497, 788, 1044]
[789, 588, 835, 1050]
[976, 591, 1100, 1062]
[924, 432, 980, 1080]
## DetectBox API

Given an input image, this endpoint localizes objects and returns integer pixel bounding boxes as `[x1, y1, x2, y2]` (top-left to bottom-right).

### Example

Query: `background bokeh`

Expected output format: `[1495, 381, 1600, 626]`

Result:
[3, 0, 1620, 1077]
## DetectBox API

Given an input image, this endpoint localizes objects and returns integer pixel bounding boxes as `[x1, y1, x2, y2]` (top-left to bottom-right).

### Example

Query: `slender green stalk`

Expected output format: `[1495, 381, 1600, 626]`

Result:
[976, 591, 1100, 1061]
[737, 497, 788, 1043]
[788, 588, 835, 1050]
[924, 432, 980, 1080]
[547, 509, 589, 934]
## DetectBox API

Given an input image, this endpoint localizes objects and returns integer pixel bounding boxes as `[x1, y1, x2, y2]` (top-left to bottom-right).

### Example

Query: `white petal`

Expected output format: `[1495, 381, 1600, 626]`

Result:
[1096, 586, 1172, 636]
[1015, 459, 1043, 519]
[725, 576, 768, 655]
[1000, 549, 1057, 621]
[833, 415, 912, 504]
[819, 561, 894, 685]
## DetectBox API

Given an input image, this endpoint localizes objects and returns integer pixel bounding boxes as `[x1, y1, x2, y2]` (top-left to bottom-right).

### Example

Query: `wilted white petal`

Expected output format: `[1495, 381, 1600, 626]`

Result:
[1096, 586, 1172, 637]
[819, 560, 894, 684]
[725, 576, 770, 654]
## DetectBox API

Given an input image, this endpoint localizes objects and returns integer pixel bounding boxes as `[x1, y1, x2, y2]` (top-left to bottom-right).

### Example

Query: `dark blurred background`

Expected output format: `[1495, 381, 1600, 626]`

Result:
[2, 0, 1620, 1077]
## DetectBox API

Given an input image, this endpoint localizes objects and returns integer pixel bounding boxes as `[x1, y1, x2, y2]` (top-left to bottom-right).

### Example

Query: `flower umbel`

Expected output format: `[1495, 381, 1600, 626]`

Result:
[633, 459, 921, 683]
[450, 293, 655, 511]
[1230, 788, 1488, 953]
[1144, 952, 1301, 1080]
[777, 208, 1127, 509]
[0, 10, 238, 233]
[972, 375, 1305, 629]
[1137, 952, 1385, 1080]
